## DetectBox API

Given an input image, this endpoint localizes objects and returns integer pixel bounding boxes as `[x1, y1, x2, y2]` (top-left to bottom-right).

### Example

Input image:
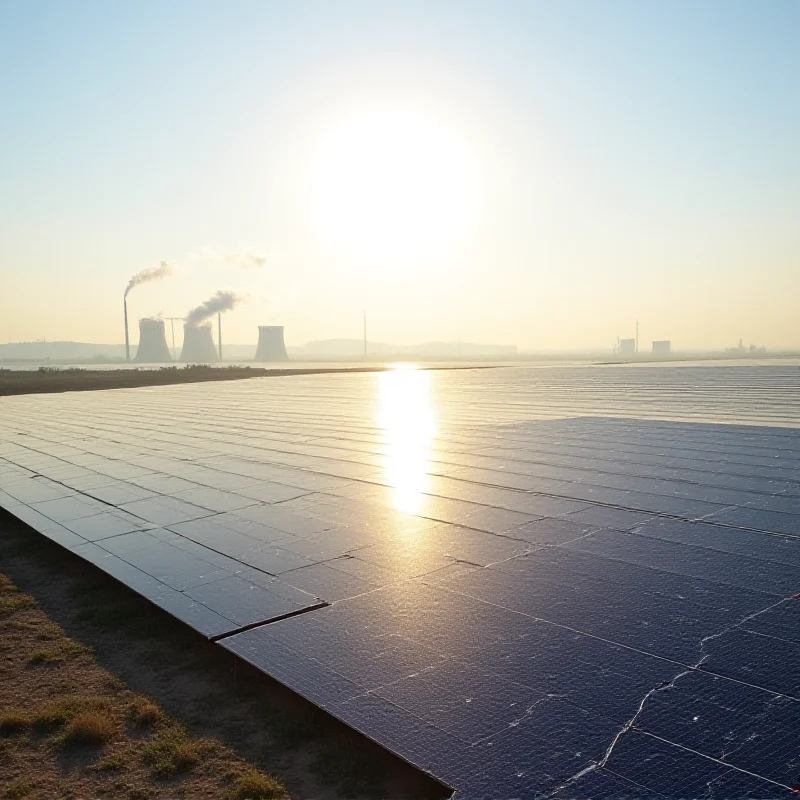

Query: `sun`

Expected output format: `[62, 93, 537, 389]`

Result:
[308, 107, 477, 267]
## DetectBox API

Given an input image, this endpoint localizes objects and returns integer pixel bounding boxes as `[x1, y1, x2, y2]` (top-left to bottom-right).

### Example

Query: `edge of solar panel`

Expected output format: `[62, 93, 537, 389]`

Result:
[0, 500, 325, 639]
[0, 499, 459, 795]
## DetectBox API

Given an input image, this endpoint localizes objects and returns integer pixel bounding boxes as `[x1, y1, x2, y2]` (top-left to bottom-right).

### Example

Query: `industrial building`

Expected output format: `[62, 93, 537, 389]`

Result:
[619, 338, 636, 355]
[180, 324, 218, 362]
[134, 318, 172, 363]
[652, 340, 671, 355]
[254, 326, 289, 362]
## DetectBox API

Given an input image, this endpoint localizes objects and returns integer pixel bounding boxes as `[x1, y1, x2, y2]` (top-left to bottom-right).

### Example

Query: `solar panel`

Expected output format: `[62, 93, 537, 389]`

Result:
[0, 364, 799, 797]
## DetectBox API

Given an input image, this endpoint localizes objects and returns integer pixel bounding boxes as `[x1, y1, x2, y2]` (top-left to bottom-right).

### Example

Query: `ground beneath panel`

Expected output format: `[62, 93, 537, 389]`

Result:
[1, 364, 799, 798]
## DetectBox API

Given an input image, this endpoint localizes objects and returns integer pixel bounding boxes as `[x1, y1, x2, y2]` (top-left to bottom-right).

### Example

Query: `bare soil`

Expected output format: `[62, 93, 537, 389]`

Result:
[0, 511, 450, 800]
[0, 364, 496, 397]
[0, 367, 385, 397]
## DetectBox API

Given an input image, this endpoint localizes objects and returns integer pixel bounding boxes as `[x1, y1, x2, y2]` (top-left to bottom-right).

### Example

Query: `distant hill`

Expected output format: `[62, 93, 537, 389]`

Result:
[0, 341, 128, 361]
[300, 339, 517, 357]
[0, 339, 516, 363]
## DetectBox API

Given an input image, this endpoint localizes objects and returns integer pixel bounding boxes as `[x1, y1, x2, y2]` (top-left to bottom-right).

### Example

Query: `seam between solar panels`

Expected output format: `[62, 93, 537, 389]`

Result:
[635, 730, 794, 793]
[430, 580, 800, 703]
[209, 601, 330, 641]
[2, 502, 333, 644]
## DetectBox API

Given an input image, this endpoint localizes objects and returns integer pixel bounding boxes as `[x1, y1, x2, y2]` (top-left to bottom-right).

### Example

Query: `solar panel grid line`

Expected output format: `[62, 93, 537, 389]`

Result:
[100, 418, 800, 520]
[3, 444, 796, 556]
[4, 424, 792, 506]
[621, 730, 795, 795]
[1, 456, 792, 556]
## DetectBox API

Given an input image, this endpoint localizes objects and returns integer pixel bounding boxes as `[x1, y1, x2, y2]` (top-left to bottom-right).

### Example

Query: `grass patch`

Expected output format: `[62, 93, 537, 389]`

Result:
[33, 694, 112, 729]
[62, 640, 92, 659]
[127, 696, 162, 726]
[3, 778, 34, 799]
[58, 711, 115, 747]
[311, 739, 383, 798]
[3, 619, 35, 631]
[95, 754, 124, 772]
[0, 594, 36, 616]
[0, 710, 30, 736]
[230, 769, 286, 799]
[27, 648, 63, 665]
[142, 724, 211, 775]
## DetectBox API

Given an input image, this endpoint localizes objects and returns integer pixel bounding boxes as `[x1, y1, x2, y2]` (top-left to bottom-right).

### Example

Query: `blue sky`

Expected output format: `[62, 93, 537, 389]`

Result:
[1, 0, 798, 349]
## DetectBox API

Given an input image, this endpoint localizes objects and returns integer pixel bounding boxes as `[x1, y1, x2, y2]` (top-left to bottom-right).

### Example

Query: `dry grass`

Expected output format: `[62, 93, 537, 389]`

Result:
[0, 711, 29, 736]
[127, 695, 163, 726]
[27, 648, 62, 665]
[0, 558, 289, 800]
[94, 754, 124, 772]
[141, 724, 212, 775]
[0, 364, 442, 398]
[231, 769, 288, 799]
[32, 694, 112, 729]
[3, 777, 34, 798]
[0, 594, 36, 616]
[58, 711, 116, 747]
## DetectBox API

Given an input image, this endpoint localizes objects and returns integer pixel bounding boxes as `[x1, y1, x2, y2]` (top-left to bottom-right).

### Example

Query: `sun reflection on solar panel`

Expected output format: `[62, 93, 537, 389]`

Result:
[377, 365, 437, 514]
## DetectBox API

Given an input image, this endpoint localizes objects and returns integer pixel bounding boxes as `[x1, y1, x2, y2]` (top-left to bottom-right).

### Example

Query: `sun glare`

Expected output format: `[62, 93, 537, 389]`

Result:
[378, 365, 436, 515]
[308, 108, 477, 266]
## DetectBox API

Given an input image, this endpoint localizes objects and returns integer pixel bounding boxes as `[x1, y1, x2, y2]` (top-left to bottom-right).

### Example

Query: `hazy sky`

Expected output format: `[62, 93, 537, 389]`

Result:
[1, 0, 798, 350]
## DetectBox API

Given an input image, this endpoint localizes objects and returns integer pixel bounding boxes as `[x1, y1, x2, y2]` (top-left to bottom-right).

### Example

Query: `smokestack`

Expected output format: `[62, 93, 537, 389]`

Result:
[218, 313, 222, 361]
[180, 323, 218, 363]
[124, 297, 130, 361]
[254, 326, 289, 362]
[134, 318, 172, 363]
[124, 261, 172, 362]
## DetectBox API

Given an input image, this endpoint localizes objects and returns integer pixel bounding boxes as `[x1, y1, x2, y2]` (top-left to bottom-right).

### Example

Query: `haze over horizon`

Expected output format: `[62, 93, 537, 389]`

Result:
[1, 1, 798, 351]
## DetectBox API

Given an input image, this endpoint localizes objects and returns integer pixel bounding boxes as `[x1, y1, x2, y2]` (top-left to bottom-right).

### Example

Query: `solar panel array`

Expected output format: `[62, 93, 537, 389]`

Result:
[1, 364, 799, 798]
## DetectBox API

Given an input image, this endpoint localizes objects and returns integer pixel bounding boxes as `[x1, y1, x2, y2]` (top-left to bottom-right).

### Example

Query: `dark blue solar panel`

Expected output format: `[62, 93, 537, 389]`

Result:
[602, 731, 730, 797]
[2, 365, 800, 798]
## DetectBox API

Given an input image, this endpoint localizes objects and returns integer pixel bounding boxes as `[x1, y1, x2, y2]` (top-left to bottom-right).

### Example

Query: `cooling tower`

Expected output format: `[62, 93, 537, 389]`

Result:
[134, 318, 172, 363]
[254, 326, 289, 362]
[180, 324, 218, 363]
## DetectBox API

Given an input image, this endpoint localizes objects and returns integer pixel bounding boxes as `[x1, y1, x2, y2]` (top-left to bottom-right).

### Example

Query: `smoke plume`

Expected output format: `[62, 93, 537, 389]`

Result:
[125, 261, 173, 297]
[185, 290, 243, 327]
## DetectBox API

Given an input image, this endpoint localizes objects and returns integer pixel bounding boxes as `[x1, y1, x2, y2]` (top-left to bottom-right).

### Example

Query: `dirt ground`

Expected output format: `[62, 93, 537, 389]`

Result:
[0, 367, 390, 397]
[0, 511, 450, 800]
[0, 364, 497, 397]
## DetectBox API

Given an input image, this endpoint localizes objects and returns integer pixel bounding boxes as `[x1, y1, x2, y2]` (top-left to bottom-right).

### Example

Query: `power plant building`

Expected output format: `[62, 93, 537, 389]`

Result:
[180, 324, 218, 363]
[653, 340, 671, 355]
[134, 318, 172, 363]
[619, 338, 636, 355]
[254, 326, 289, 362]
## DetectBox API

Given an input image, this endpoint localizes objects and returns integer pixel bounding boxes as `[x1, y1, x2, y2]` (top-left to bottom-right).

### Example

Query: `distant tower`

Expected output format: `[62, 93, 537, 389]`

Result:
[254, 326, 289, 362]
[134, 318, 172, 363]
[180, 324, 218, 362]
